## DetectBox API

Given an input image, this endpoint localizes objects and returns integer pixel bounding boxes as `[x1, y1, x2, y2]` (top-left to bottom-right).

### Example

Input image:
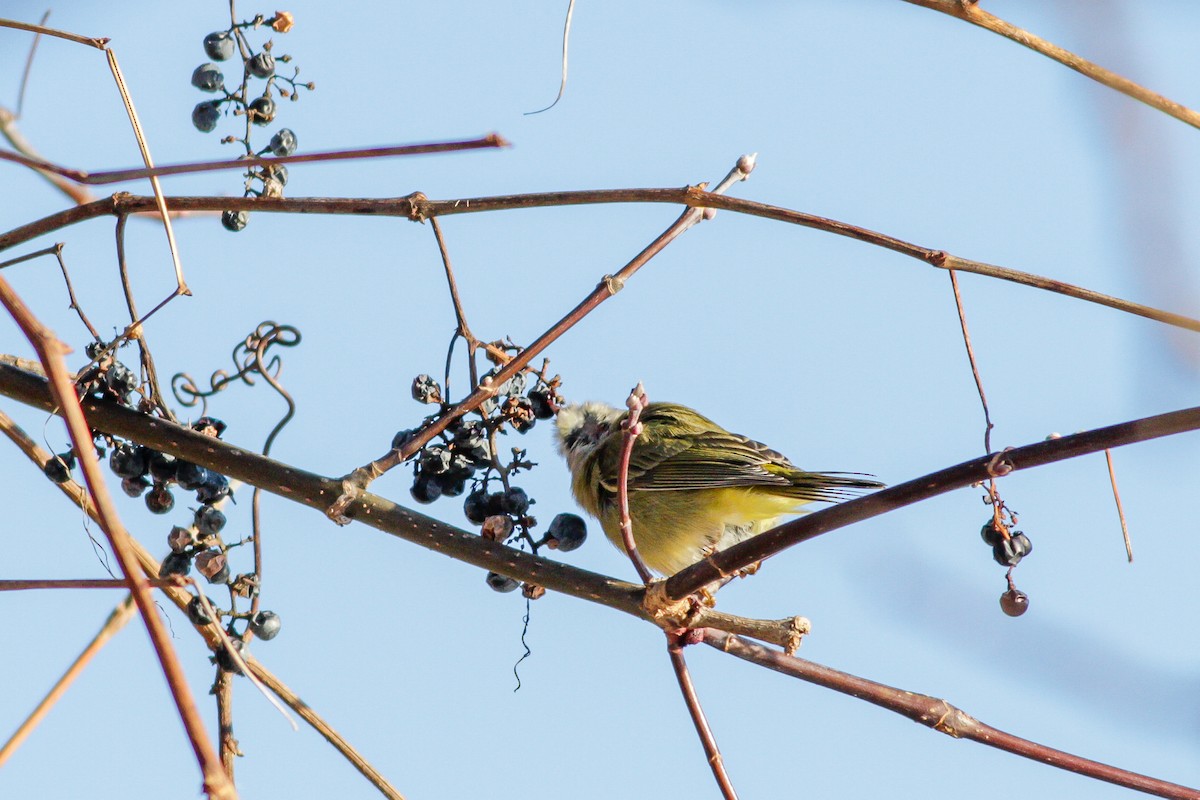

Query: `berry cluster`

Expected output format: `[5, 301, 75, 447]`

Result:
[980, 518, 1033, 567]
[394, 362, 587, 594]
[188, 11, 311, 232]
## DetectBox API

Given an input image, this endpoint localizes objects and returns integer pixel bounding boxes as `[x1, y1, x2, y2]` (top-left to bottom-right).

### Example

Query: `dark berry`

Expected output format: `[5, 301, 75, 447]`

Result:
[486, 572, 519, 593]
[502, 486, 530, 516]
[159, 550, 192, 578]
[148, 451, 179, 482]
[481, 514, 514, 541]
[191, 63, 224, 92]
[410, 473, 442, 504]
[528, 388, 556, 419]
[247, 52, 275, 78]
[146, 484, 175, 514]
[104, 362, 138, 399]
[192, 417, 226, 437]
[438, 474, 468, 498]
[1000, 588, 1030, 617]
[546, 513, 587, 552]
[249, 610, 282, 641]
[268, 128, 297, 157]
[167, 525, 194, 552]
[452, 422, 490, 464]
[176, 461, 208, 490]
[186, 595, 214, 625]
[109, 443, 148, 479]
[214, 638, 245, 673]
[221, 210, 248, 232]
[121, 475, 151, 497]
[463, 489, 490, 524]
[195, 505, 227, 537]
[248, 95, 276, 125]
[196, 472, 231, 505]
[419, 445, 452, 476]
[412, 374, 442, 404]
[980, 520, 1004, 546]
[192, 100, 222, 132]
[507, 396, 536, 433]
[992, 532, 1033, 567]
[43, 455, 71, 484]
[203, 31, 235, 61]
[195, 550, 231, 584]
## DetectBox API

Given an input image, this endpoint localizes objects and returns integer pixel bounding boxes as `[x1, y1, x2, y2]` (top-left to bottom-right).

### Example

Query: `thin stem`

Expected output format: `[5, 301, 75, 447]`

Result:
[15, 11, 50, 119]
[525, 0, 576, 115]
[617, 383, 653, 583]
[0, 136, 509, 186]
[1104, 448, 1133, 562]
[0, 277, 235, 800]
[902, 0, 1200, 131]
[0, 578, 174, 590]
[0, 596, 136, 767]
[667, 635, 739, 800]
[215, 669, 239, 780]
[0, 18, 108, 49]
[705, 630, 1200, 800]
[0, 244, 101, 341]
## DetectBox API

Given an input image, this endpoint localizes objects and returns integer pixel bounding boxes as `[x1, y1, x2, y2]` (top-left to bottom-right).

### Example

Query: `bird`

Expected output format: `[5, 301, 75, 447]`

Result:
[555, 401, 882, 576]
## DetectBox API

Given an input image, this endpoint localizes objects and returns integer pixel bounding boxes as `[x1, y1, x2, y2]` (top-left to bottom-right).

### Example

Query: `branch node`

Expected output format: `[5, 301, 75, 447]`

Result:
[601, 274, 625, 295]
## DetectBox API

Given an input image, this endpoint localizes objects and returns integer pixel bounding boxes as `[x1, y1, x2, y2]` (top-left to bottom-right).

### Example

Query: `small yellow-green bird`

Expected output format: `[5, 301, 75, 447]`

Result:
[555, 401, 882, 575]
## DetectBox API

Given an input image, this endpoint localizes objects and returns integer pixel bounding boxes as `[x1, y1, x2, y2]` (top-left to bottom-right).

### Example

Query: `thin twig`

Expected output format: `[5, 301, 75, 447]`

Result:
[0, 596, 136, 767]
[0, 277, 235, 800]
[667, 634, 739, 800]
[215, 670, 239, 780]
[948, 270, 993, 455]
[705, 630, 1200, 800]
[1104, 448, 1133, 562]
[0, 18, 108, 49]
[15, 11, 50, 117]
[0, 578, 174, 590]
[902, 0, 1200, 131]
[0, 244, 101, 341]
[617, 383, 653, 583]
[0, 136, 510, 185]
[525, 0, 576, 115]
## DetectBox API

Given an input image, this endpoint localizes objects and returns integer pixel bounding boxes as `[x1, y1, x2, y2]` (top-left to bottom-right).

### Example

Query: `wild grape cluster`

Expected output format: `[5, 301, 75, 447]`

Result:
[43, 346, 282, 669]
[980, 517, 1032, 616]
[188, 11, 311, 232]
[395, 362, 587, 595]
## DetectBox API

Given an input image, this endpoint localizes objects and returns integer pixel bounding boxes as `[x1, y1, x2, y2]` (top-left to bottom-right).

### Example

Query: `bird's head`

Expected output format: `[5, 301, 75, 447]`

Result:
[554, 401, 623, 471]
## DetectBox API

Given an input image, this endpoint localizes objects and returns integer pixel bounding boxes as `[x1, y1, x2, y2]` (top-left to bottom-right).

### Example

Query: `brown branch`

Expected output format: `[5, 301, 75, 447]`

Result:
[665, 403, 1200, 599]
[0, 596, 136, 767]
[215, 671, 239, 781]
[705, 630, 1200, 800]
[902, 0, 1200, 131]
[3, 189, 1195, 336]
[0, 17, 108, 49]
[0, 280, 235, 800]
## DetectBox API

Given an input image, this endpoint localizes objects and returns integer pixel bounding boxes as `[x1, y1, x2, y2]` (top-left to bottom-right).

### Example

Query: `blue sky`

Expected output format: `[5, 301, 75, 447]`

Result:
[1, 2, 1198, 798]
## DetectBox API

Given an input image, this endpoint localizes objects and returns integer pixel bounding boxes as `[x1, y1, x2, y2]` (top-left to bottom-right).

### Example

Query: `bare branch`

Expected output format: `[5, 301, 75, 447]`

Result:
[705, 630, 1200, 800]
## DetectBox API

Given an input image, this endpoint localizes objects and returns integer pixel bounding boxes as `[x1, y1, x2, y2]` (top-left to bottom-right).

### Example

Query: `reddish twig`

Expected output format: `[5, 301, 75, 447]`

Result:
[0, 244, 101, 341]
[0, 277, 236, 800]
[667, 633, 739, 800]
[0, 578, 175, 590]
[705, 630, 1200, 800]
[0, 136, 509, 186]
[617, 383, 653, 583]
